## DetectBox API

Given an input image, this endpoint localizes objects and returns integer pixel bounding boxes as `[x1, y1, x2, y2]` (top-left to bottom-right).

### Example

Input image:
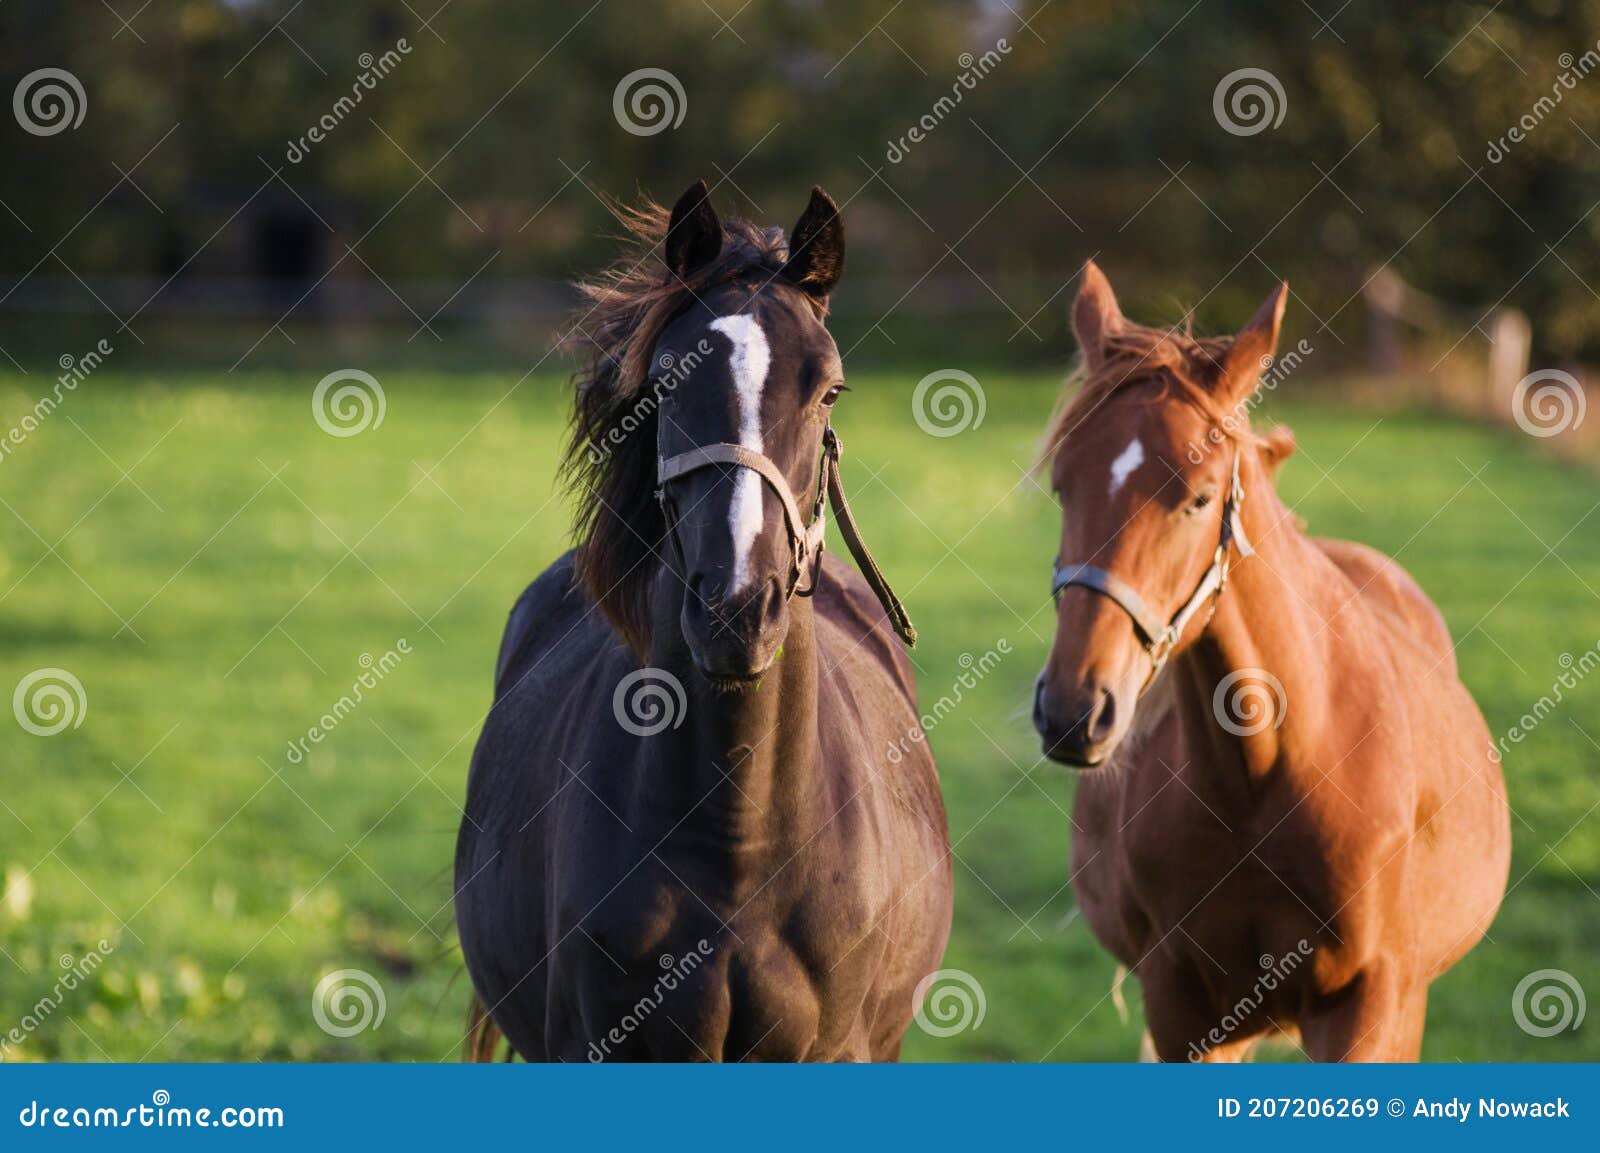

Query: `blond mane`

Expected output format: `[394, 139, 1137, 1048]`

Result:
[1036, 320, 1253, 472]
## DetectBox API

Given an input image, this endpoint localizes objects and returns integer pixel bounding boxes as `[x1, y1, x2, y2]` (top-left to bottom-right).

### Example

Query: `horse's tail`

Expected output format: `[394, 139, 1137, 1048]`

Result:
[465, 995, 507, 1062]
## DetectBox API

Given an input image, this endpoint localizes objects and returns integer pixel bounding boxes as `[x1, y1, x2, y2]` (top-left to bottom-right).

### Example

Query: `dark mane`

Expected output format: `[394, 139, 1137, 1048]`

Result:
[559, 198, 803, 655]
[1036, 320, 1240, 470]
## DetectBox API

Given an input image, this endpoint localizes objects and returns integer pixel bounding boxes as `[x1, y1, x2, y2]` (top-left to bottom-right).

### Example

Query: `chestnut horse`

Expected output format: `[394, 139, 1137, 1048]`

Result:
[1032, 262, 1509, 1061]
[455, 182, 952, 1061]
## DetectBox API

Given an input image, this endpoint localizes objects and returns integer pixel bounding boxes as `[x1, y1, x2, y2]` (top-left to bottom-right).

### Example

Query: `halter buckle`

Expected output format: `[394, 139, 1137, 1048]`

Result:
[1147, 626, 1179, 671]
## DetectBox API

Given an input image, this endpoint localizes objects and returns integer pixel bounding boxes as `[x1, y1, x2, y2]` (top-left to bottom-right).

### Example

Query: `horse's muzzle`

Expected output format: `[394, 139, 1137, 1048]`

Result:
[1033, 675, 1120, 767]
[681, 571, 789, 682]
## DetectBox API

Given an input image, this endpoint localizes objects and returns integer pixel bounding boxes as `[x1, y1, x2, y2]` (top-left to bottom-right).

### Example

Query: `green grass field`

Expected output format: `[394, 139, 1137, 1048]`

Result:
[0, 368, 1595, 1061]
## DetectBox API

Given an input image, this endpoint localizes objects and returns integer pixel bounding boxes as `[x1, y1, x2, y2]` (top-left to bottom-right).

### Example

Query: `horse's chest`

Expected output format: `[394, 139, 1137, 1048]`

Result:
[569, 854, 886, 1060]
[1077, 770, 1331, 956]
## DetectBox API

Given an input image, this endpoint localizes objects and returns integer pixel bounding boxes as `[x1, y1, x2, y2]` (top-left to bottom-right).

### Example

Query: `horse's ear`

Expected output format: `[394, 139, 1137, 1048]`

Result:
[1220, 283, 1288, 401]
[1073, 260, 1123, 369]
[664, 179, 723, 281]
[1260, 423, 1296, 477]
[782, 186, 845, 302]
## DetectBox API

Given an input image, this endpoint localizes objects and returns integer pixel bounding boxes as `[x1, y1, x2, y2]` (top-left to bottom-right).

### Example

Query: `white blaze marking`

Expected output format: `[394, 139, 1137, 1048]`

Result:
[709, 314, 772, 591]
[1108, 436, 1145, 497]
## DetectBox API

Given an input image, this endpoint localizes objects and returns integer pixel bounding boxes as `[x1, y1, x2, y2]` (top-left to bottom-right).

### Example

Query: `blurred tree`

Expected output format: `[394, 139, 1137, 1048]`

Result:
[1, 0, 1597, 358]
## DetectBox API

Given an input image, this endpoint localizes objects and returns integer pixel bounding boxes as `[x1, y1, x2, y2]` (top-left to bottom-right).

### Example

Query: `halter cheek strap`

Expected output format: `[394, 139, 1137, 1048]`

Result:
[1051, 448, 1253, 688]
[656, 426, 917, 646]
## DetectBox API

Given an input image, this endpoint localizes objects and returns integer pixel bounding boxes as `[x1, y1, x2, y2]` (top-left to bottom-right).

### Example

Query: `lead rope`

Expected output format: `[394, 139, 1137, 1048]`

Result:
[820, 428, 918, 647]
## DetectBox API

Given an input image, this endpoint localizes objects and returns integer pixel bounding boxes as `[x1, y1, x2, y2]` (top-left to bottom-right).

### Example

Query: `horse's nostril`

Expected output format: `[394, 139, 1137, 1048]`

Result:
[1090, 688, 1117, 741]
[1032, 679, 1049, 735]
[690, 572, 730, 612]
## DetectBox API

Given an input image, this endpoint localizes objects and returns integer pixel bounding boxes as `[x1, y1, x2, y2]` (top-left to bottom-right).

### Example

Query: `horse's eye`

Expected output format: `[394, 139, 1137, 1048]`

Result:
[821, 384, 848, 407]
[1185, 491, 1215, 517]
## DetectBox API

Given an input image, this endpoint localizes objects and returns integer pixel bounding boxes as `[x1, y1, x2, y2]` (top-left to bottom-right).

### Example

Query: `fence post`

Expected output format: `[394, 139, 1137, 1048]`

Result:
[1487, 308, 1531, 417]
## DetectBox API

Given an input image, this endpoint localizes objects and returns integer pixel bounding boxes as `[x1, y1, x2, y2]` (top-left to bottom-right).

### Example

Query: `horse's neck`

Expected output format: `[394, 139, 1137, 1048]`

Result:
[1169, 479, 1336, 787]
[638, 595, 821, 853]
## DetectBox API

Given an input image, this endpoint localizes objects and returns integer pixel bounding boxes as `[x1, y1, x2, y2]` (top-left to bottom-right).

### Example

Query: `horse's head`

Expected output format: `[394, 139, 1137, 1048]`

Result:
[653, 182, 847, 680]
[1033, 261, 1294, 767]
[565, 180, 847, 682]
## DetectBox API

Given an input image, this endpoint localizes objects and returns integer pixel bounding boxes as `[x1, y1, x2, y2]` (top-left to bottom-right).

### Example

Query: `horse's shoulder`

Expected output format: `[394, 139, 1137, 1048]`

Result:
[492, 549, 612, 697]
[1310, 536, 1454, 664]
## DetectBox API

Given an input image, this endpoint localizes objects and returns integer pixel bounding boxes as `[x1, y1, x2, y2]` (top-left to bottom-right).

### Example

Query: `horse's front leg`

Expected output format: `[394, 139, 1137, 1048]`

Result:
[1299, 966, 1426, 1061]
[1139, 960, 1265, 1063]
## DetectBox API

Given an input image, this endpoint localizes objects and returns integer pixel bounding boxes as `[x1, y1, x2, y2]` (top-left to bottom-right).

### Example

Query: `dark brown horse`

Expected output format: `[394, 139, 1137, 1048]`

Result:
[1033, 262, 1509, 1061]
[455, 181, 952, 1061]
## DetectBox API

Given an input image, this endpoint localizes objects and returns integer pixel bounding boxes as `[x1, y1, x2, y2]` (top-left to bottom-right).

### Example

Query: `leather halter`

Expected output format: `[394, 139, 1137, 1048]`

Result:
[656, 425, 917, 646]
[1051, 446, 1253, 687]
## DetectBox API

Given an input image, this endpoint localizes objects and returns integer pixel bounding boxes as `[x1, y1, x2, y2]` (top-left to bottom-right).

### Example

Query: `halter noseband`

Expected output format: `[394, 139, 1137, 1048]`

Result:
[656, 425, 917, 646]
[1050, 446, 1253, 688]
